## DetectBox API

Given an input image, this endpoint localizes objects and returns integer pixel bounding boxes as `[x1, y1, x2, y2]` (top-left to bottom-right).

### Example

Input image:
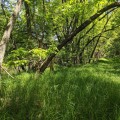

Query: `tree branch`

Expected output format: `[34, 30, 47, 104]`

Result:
[39, 2, 120, 72]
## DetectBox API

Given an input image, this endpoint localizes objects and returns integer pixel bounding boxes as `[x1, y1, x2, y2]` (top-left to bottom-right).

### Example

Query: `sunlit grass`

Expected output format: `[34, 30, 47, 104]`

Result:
[0, 58, 120, 120]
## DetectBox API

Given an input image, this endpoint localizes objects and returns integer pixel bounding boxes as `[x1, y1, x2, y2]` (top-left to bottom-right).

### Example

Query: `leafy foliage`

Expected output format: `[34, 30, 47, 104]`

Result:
[1, 0, 120, 68]
[6, 47, 48, 70]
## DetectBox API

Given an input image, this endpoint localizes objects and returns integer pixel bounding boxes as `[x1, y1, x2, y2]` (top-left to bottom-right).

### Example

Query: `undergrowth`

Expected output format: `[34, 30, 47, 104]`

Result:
[0, 58, 120, 120]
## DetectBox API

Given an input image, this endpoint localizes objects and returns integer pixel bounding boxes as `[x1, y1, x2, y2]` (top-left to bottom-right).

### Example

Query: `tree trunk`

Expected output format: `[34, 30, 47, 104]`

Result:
[24, 1, 31, 35]
[39, 2, 120, 72]
[39, 53, 56, 72]
[89, 37, 100, 63]
[0, 0, 23, 67]
[88, 15, 111, 63]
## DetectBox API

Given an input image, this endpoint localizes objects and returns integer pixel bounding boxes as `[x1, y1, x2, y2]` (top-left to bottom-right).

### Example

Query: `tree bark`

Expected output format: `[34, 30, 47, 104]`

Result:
[39, 2, 120, 72]
[0, 0, 23, 68]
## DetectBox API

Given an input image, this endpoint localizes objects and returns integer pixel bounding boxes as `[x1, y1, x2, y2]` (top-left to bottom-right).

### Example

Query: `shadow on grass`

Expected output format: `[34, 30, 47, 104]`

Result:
[0, 68, 120, 120]
[0, 75, 43, 120]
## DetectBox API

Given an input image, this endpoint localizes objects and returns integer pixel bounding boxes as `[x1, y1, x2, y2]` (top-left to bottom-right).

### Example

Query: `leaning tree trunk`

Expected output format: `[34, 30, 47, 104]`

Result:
[39, 2, 120, 73]
[0, 0, 23, 68]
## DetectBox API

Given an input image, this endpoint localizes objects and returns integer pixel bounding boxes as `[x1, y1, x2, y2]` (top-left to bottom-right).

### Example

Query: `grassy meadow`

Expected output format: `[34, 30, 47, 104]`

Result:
[0, 58, 120, 120]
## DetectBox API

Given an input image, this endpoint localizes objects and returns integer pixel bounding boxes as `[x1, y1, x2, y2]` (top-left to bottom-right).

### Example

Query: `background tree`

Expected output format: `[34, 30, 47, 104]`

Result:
[0, 0, 120, 72]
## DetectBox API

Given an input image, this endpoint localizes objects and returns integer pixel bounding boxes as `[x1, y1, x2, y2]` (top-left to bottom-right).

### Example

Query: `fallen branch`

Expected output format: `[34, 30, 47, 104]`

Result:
[0, 66, 14, 79]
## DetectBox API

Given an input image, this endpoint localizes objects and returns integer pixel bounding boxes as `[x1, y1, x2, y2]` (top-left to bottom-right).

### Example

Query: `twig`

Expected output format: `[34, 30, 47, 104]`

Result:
[0, 66, 14, 79]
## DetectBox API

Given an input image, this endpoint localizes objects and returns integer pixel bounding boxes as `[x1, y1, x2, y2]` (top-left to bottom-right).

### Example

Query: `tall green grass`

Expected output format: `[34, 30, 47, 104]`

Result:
[0, 58, 120, 120]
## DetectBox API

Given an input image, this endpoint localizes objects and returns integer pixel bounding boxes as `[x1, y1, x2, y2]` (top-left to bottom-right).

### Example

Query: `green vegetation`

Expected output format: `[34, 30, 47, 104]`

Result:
[1, 0, 120, 72]
[0, 58, 120, 120]
[0, 1, 120, 120]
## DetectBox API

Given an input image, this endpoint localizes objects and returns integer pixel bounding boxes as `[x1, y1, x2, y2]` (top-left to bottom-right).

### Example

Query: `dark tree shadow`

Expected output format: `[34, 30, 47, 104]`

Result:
[0, 67, 120, 120]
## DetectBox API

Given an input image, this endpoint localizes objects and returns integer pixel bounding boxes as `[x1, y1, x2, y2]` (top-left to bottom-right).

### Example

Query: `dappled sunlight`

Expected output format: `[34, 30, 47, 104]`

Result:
[1, 58, 120, 119]
[1, 0, 120, 119]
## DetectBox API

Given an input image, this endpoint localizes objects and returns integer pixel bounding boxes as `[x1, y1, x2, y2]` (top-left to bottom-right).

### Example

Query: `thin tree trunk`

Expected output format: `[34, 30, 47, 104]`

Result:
[0, 0, 23, 68]
[78, 28, 113, 64]
[24, 1, 31, 35]
[89, 16, 111, 63]
[39, 2, 120, 72]
[89, 37, 101, 63]
[1, 2, 8, 22]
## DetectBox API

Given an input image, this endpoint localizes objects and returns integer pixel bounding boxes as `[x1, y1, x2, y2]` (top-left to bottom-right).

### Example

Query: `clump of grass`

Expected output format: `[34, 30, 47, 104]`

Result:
[0, 58, 120, 120]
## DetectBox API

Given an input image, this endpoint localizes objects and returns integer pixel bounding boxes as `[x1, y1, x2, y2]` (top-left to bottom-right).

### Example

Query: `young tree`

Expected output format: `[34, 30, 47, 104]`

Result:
[0, 0, 23, 69]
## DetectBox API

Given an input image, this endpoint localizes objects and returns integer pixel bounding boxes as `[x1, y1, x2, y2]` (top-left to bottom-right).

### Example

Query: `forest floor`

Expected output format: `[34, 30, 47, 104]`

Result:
[0, 58, 120, 120]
